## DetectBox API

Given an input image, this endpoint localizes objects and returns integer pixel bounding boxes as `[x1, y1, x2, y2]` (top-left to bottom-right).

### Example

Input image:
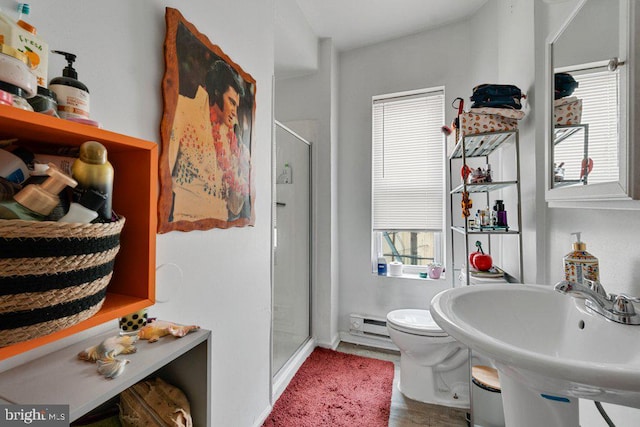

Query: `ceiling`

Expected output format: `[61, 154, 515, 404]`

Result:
[295, 0, 488, 52]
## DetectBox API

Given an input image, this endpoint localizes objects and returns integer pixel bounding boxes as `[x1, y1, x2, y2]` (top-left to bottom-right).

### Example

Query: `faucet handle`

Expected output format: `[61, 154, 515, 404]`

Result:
[612, 294, 640, 316]
[583, 278, 608, 298]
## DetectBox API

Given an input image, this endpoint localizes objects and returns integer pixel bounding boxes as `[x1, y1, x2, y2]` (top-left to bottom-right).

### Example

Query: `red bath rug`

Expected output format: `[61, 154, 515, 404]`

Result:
[263, 347, 394, 426]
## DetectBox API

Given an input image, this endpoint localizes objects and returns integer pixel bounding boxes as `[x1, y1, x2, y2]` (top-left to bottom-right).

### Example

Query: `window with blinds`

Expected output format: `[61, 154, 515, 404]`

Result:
[554, 70, 619, 184]
[371, 88, 445, 271]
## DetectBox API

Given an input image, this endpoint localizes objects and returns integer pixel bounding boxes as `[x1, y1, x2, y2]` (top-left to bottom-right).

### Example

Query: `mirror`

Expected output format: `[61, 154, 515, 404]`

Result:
[547, 0, 637, 204]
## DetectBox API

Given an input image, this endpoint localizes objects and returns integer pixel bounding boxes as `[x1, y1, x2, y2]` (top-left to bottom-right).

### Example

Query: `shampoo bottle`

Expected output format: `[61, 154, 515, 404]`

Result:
[0, 146, 33, 184]
[563, 232, 599, 284]
[0, 163, 77, 220]
[49, 50, 90, 120]
[71, 141, 113, 221]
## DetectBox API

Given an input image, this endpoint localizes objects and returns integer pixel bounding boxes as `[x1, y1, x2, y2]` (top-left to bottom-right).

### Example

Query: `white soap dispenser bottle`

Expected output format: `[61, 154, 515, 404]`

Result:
[563, 232, 599, 284]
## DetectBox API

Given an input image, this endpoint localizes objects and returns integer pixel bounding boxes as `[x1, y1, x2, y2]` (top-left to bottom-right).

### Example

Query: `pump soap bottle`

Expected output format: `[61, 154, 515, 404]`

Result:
[71, 141, 113, 221]
[49, 50, 89, 120]
[0, 163, 77, 220]
[563, 232, 599, 285]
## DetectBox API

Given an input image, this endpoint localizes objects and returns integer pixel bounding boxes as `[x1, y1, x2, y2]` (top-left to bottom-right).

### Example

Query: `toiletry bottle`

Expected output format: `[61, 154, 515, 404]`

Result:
[493, 199, 507, 227]
[0, 163, 77, 220]
[0, 3, 49, 87]
[377, 257, 387, 276]
[71, 141, 113, 221]
[49, 50, 90, 120]
[59, 188, 106, 223]
[563, 232, 599, 284]
[26, 162, 71, 220]
[0, 146, 32, 183]
[480, 207, 491, 227]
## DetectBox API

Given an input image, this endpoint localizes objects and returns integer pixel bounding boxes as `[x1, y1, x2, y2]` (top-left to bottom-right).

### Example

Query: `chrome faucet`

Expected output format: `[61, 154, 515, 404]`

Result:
[554, 280, 640, 325]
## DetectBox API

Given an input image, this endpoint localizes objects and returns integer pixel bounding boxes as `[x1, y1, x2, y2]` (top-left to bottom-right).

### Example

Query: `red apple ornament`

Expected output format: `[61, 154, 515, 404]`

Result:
[472, 241, 492, 271]
[469, 251, 480, 269]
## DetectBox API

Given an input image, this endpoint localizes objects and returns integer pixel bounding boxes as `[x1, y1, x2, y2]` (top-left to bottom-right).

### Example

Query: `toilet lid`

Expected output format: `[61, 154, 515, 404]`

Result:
[386, 309, 448, 337]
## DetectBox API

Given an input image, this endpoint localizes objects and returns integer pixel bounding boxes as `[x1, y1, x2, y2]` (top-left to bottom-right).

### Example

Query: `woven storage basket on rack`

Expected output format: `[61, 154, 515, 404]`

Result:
[0, 217, 125, 347]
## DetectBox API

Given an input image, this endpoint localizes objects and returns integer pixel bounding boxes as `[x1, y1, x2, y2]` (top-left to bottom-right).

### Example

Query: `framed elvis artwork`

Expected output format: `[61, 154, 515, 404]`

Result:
[158, 7, 256, 233]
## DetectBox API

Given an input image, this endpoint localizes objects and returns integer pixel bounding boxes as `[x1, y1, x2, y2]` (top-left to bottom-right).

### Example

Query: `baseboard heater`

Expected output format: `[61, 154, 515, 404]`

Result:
[349, 314, 390, 339]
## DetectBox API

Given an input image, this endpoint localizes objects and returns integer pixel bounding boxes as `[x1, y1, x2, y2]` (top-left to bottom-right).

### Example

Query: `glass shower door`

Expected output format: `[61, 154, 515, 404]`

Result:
[272, 122, 311, 376]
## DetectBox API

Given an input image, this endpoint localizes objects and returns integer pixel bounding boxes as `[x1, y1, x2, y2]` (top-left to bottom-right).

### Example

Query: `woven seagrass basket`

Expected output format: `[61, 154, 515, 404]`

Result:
[0, 217, 125, 347]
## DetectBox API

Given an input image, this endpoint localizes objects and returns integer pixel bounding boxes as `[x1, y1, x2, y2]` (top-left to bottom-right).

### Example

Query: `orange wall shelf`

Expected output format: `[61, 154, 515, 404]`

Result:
[0, 105, 158, 361]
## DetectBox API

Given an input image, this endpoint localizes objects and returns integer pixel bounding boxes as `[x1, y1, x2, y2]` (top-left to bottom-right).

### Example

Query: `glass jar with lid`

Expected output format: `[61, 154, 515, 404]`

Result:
[0, 81, 33, 111]
[28, 86, 58, 117]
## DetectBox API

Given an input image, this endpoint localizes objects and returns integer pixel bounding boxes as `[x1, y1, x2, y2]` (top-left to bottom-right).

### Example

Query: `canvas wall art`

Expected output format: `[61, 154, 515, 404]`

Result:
[158, 8, 256, 233]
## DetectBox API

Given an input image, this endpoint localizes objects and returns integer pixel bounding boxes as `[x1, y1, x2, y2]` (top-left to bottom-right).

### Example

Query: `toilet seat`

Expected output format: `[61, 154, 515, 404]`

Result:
[387, 309, 448, 337]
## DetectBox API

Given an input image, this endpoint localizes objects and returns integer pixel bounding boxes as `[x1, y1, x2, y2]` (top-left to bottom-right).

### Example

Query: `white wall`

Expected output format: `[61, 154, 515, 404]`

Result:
[0, 1, 275, 426]
[494, 0, 538, 285]
[275, 0, 318, 78]
[336, 19, 475, 330]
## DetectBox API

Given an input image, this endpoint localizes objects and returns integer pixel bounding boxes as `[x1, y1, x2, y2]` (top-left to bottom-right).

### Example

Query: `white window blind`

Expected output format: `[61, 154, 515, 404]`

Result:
[555, 70, 619, 184]
[372, 89, 444, 231]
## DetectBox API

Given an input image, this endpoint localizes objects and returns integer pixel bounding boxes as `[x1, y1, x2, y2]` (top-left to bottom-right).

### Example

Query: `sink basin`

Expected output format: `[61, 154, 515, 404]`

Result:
[430, 283, 640, 427]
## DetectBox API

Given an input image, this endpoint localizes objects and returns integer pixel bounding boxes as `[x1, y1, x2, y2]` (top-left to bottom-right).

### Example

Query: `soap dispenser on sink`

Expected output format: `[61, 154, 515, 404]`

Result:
[563, 232, 599, 285]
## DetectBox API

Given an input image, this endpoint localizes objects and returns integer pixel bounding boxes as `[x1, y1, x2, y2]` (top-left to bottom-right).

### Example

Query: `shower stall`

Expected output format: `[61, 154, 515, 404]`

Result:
[272, 121, 312, 381]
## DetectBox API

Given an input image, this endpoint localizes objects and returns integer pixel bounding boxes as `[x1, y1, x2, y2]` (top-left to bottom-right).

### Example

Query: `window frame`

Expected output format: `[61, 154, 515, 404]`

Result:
[370, 87, 446, 277]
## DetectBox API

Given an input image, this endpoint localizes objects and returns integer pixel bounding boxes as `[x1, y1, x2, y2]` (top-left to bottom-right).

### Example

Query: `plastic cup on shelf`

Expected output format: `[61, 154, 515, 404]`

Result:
[119, 308, 148, 336]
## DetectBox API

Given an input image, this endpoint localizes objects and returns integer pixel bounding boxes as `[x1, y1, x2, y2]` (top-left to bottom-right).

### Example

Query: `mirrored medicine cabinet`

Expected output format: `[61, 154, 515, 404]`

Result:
[546, 0, 640, 208]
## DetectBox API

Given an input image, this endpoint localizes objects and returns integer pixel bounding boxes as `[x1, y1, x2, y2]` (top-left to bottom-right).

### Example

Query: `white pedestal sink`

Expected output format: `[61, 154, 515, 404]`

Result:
[430, 283, 640, 427]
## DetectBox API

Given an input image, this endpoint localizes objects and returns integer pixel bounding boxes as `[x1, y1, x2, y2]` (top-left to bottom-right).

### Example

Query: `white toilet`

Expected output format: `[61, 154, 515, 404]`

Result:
[387, 308, 470, 408]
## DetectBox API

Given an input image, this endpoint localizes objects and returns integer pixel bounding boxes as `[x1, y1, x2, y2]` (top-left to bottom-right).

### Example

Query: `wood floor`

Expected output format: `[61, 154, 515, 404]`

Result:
[337, 342, 469, 427]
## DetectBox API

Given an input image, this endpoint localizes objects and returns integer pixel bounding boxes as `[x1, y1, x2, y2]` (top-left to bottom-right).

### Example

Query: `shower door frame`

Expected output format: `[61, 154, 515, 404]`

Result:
[270, 120, 314, 400]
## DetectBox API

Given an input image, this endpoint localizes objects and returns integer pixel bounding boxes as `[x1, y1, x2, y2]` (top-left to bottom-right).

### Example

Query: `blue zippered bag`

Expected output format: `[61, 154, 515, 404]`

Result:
[470, 84, 523, 109]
